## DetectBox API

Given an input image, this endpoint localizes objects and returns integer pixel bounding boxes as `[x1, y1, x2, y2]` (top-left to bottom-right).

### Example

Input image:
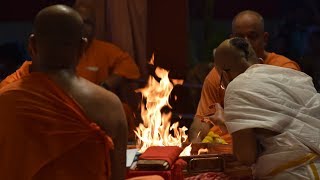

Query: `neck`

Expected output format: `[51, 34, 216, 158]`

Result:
[31, 63, 76, 75]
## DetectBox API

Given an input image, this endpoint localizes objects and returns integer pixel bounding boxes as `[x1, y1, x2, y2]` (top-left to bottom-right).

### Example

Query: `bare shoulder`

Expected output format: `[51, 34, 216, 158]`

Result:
[71, 77, 127, 138]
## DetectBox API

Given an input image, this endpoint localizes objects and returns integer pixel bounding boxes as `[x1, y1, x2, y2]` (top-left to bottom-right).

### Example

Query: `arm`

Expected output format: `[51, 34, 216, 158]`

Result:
[103, 51, 140, 92]
[101, 93, 128, 180]
[101, 74, 125, 92]
[189, 116, 212, 142]
[110, 51, 140, 82]
[189, 68, 223, 142]
[232, 128, 257, 165]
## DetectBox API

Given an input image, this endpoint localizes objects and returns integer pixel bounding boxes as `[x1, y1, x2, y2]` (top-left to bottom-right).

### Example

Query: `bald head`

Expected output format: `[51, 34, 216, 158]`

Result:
[231, 10, 268, 59]
[232, 10, 264, 32]
[30, 5, 86, 71]
[214, 37, 260, 87]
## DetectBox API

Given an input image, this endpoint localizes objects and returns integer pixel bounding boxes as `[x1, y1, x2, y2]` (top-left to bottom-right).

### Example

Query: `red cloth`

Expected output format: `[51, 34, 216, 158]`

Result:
[139, 146, 183, 167]
[139, 146, 182, 167]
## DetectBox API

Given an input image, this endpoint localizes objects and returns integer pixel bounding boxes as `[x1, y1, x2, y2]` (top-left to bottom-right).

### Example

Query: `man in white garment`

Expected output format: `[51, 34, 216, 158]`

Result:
[212, 37, 320, 179]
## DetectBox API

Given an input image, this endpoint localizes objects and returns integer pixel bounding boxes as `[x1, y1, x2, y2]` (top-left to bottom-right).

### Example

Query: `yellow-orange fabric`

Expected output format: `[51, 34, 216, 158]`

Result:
[0, 39, 140, 88]
[77, 39, 140, 84]
[196, 52, 300, 143]
[0, 73, 113, 180]
[0, 61, 31, 89]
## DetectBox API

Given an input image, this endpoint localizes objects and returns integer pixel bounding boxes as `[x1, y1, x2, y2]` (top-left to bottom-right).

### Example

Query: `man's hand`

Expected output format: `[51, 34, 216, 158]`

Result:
[202, 103, 228, 134]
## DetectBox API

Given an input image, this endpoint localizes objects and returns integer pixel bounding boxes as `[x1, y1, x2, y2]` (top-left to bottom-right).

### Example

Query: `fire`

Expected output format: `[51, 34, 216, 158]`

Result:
[134, 55, 188, 153]
[180, 144, 192, 156]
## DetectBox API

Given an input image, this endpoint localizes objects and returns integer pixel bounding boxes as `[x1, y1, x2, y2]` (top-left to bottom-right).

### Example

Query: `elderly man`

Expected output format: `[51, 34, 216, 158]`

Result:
[211, 37, 320, 179]
[189, 10, 301, 143]
[0, 5, 128, 179]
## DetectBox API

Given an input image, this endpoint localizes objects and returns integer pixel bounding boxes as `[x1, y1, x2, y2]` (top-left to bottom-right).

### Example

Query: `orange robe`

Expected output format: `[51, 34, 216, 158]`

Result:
[0, 39, 140, 89]
[0, 60, 31, 89]
[77, 39, 140, 84]
[0, 73, 113, 180]
[196, 52, 301, 143]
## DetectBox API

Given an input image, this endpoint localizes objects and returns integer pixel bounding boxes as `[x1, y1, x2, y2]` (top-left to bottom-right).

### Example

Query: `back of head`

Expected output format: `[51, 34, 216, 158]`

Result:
[31, 4, 85, 71]
[229, 37, 258, 64]
[214, 37, 260, 83]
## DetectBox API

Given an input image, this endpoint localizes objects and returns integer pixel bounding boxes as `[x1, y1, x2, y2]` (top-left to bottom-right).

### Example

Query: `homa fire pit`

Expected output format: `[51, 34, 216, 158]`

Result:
[179, 142, 234, 174]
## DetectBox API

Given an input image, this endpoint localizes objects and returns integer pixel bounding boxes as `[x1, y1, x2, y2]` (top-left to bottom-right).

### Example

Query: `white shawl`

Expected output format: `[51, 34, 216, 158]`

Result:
[224, 64, 320, 155]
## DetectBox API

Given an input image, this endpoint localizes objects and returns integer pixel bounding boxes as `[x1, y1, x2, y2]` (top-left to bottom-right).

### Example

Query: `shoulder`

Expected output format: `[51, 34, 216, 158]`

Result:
[204, 67, 219, 85]
[92, 39, 125, 53]
[266, 53, 301, 71]
[0, 61, 31, 89]
[74, 78, 126, 131]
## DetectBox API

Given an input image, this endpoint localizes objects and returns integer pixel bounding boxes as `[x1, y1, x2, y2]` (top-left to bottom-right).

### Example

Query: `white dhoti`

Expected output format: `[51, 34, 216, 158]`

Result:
[224, 64, 320, 179]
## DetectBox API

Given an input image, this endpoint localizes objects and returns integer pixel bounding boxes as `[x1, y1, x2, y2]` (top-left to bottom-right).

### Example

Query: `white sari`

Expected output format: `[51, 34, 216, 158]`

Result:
[224, 64, 320, 179]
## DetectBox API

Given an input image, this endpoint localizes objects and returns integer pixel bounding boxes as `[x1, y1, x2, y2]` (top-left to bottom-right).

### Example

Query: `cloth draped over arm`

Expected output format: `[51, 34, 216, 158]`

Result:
[224, 64, 320, 178]
[0, 73, 113, 180]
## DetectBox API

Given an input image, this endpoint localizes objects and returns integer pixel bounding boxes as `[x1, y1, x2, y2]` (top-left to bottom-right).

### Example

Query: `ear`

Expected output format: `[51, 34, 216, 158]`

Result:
[28, 34, 37, 59]
[79, 37, 88, 58]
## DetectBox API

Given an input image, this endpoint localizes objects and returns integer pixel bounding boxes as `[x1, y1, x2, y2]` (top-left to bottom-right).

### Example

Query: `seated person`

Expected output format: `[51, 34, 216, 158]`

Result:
[211, 37, 320, 179]
[0, 5, 128, 179]
[189, 10, 301, 143]
[0, 0, 141, 140]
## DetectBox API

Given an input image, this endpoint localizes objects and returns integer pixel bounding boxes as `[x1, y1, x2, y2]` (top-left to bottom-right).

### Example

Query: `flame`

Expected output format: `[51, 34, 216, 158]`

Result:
[135, 55, 188, 153]
[180, 144, 192, 156]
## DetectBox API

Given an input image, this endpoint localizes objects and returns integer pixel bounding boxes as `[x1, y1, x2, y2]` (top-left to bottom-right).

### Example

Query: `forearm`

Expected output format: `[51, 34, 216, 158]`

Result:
[110, 128, 127, 180]
[232, 129, 257, 166]
[101, 74, 125, 92]
[189, 116, 212, 142]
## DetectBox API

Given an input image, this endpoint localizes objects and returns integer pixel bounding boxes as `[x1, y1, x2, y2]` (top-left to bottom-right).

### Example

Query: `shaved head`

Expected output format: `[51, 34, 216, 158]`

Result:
[214, 37, 260, 87]
[30, 4, 86, 71]
[231, 10, 268, 59]
[232, 10, 264, 32]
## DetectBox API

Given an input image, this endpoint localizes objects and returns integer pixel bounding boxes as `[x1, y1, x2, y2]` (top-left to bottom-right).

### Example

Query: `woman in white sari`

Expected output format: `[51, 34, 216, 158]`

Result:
[213, 37, 320, 179]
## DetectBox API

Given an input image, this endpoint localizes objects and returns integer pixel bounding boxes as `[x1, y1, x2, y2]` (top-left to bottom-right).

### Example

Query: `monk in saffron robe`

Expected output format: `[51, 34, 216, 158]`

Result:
[189, 10, 301, 143]
[0, 5, 127, 179]
[0, 1, 140, 139]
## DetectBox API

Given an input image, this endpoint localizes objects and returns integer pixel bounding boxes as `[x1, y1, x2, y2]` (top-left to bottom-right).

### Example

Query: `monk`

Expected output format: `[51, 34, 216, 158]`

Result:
[189, 10, 301, 143]
[0, 2, 140, 89]
[0, 1, 140, 139]
[0, 5, 128, 179]
[213, 37, 320, 179]
[73, 1, 140, 89]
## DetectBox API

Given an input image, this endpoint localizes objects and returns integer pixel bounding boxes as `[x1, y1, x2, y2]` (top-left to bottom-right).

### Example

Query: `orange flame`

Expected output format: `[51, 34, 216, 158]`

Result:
[135, 55, 188, 153]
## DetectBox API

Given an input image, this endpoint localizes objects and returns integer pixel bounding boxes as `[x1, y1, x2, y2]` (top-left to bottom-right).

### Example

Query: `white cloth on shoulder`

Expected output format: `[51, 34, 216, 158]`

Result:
[224, 64, 320, 179]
